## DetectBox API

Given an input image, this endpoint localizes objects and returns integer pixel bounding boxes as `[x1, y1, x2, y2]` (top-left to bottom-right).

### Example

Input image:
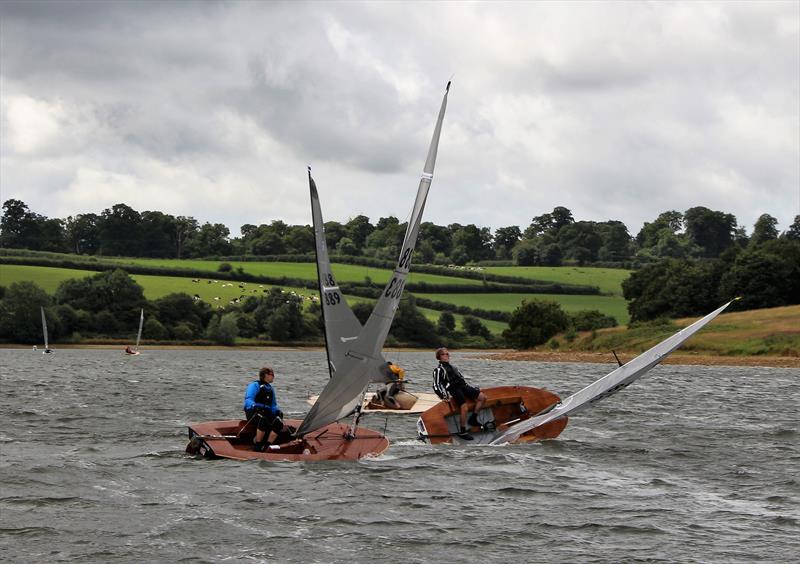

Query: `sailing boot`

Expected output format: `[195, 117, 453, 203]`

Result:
[456, 428, 473, 441]
[253, 440, 271, 452]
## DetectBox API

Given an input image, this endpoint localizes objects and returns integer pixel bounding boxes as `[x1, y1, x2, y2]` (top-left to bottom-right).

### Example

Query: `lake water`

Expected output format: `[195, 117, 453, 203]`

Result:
[1, 349, 798, 563]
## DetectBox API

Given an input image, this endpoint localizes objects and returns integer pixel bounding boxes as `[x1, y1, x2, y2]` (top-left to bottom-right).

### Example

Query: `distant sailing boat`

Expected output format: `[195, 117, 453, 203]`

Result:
[186, 81, 452, 461]
[417, 299, 738, 445]
[125, 309, 144, 355]
[40, 306, 53, 354]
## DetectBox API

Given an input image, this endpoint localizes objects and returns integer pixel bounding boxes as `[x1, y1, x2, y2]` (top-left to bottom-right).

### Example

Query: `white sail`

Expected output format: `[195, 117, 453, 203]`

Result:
[135, 308, 144, 351]
[490, 299, 738, 445]
[308, 173, 387, 383]
[40, 306, 49, 351]
[297, 82, 451, 437]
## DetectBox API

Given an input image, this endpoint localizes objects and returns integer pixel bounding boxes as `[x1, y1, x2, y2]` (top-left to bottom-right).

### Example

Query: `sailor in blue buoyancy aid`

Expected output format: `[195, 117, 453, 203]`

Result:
[243, 367, 289, 451]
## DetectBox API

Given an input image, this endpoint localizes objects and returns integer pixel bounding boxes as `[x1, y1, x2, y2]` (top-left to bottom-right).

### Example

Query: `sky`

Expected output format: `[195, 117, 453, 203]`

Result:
[1, 1, 798, 239]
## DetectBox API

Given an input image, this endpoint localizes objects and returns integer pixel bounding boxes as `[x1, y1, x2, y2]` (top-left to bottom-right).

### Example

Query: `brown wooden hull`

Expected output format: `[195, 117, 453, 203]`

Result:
[186, 418, 389, 462]
[417, 386, 568, 445]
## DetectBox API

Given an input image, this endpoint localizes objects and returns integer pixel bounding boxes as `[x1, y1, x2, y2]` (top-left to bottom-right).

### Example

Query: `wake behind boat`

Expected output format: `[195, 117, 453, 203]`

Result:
[417, 299, 738, 445]
[186, 81, 451, 462]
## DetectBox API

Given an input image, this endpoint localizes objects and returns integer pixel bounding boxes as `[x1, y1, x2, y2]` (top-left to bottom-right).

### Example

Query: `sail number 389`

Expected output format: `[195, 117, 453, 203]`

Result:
[324, 291, 341, 306]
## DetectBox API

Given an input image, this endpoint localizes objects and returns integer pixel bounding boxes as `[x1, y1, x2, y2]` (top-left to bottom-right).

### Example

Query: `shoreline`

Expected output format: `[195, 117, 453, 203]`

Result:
[3, 343, 797, 367]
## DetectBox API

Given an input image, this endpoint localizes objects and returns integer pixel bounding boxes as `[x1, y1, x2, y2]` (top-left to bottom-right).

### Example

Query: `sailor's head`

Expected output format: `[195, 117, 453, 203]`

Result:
[258, 367, 275, 383]
[435, 347, 450, 360]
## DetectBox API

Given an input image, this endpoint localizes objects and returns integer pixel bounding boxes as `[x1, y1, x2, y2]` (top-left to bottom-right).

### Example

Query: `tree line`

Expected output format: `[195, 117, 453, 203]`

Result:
[3, 198, 797, 266]
[0, 269, 616, 349]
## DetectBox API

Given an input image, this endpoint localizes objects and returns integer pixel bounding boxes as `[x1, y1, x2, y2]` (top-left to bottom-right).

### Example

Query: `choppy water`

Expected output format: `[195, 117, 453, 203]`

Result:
[0, 349, 798, 563]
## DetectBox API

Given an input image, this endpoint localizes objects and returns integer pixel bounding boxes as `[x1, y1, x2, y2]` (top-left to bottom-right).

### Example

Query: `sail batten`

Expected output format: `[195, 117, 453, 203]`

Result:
[297, 83, 451, 437]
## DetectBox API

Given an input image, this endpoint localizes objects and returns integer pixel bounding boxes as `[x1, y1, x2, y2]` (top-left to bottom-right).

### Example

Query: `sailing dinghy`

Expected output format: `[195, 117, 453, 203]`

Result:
[40, 306, 53, 354]
[125, 308, 144, 355]
[186, 82, 451, 461]
[417, 299, 738, 445]
[305, 172, 438, 414]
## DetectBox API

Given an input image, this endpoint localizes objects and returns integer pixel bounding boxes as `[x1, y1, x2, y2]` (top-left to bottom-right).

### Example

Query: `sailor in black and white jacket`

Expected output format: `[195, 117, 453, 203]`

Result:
[432, 347, 487, 440]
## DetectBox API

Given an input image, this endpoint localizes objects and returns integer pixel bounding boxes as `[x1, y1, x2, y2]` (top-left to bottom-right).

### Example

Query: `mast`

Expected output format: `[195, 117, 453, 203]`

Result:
[309, 166, 335, 380]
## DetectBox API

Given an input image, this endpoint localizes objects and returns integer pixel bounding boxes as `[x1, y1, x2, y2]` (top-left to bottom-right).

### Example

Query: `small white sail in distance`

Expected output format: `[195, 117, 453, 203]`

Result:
[296, 81, 451, 437]
[490, 298, 739, 445]
[134, 308, 144, 352]
[40, 306, 51, 353]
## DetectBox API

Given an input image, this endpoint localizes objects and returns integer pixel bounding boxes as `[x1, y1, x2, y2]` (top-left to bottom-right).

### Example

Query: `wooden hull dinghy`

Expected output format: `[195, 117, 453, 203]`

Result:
[186, 419, 389, 462]
[307, 390, 440, 414]
[418, 300, 739, 447]
[185, 82, 453, 463]
[416, 386, 568, 445]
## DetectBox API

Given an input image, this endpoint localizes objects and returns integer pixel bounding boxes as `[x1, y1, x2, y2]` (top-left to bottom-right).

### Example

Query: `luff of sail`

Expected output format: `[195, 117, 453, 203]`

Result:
[296, 81, 451, 437]
[489, 298, 738, 445]
[309, 172, 387, 383]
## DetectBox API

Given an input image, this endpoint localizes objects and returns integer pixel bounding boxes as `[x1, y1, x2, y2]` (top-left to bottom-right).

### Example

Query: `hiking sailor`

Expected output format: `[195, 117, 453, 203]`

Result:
[373, 361, 406, 408]
[432, 348, 487, 440]
[243, 367, 290, 451]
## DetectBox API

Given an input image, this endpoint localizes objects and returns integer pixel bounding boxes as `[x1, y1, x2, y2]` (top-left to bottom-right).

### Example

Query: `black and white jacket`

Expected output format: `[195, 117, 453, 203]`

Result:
[432, 361, 467, 400]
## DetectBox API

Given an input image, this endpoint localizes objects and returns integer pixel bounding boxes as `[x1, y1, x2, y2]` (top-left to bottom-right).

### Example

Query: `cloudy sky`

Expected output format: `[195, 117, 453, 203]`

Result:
[1, 1, 798, 238]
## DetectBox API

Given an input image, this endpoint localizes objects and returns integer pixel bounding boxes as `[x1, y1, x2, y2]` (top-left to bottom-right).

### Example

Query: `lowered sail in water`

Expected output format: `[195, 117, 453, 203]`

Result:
[309, 172, 387, 384]
[488, 298, 739, 445]
[297, 82, 451, 437]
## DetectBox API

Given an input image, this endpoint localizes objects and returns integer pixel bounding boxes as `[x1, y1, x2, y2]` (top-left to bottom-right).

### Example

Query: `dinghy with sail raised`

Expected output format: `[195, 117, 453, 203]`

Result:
[125, 308, 144, 355]
[40, 306, 53, 354]
[417, 299, 738, 445]
[305, 170, 439, 414]
[186, 81, 451, 461]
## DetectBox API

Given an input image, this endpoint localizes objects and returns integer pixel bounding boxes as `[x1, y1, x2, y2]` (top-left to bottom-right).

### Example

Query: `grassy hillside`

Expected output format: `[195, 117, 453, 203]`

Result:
[481, 266, 630, 296]
[415, 291, 630, 324]
[552, 305, 800, 357]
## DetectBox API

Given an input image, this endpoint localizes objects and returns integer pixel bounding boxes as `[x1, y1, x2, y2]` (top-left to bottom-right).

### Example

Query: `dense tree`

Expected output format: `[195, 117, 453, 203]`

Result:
[451, 224, 493, 262]
[785, 215, 800, 240]
[283, 225, 314, 255]
[719, 239, 800, 310]
[462, 315, 492, 339]
[206, 312, 239, 345]
[345, 215, 374, 251]
[684, 206, 737, 257]
[493, 226, 521, 259]
[503, 299, 569, 349]
[558, 221, 603, 265]
[98, 203, 141, 255]
[749, 214, 779, 247]
[622, 259, 724, 321]
[389, 295, 438, 346]
[437, 311, 456, 335]
[154, 293, 212, 337]
[185, 222, 232, 256]
[0, 281, 52, 343]
[139, 210, 176, 257]
[54, 269, 147, 326]
[636, 210, 683, 249]
[65, 213, 100, 254]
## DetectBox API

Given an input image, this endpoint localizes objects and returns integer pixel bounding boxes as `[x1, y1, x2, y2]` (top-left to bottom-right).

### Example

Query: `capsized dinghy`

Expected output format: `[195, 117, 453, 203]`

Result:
[417, 299, 738, 446]
[186, 81, 451, 461]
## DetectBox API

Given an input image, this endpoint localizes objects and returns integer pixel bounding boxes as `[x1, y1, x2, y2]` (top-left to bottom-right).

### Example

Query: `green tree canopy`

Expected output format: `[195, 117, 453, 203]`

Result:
[503, 299, 569, 349]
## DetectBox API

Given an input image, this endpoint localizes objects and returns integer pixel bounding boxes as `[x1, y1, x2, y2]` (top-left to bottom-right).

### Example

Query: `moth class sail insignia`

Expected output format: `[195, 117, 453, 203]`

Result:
[417, 299, 738, 446]
[186, 81, 451, 461]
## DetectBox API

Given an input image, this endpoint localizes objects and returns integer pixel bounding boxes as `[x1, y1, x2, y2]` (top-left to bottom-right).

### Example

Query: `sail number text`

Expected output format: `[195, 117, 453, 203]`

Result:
[324, 291, 341, 306]
[384, 277, 406, 299]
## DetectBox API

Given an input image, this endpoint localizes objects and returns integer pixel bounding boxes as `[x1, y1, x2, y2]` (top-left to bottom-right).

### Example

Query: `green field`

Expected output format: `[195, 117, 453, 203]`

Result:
[480, 266, 630, 296]
[0, 264, 316, 304]
[102, 258, 485, 287]
[415, 292, 630, 324]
